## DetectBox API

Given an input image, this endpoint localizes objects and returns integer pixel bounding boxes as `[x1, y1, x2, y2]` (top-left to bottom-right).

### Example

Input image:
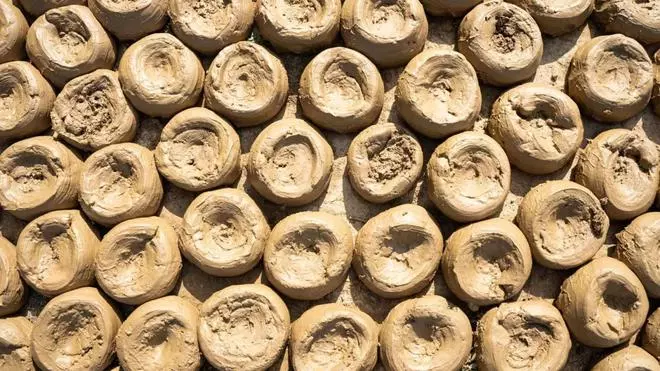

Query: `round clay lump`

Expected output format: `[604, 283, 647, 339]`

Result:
[591, 345, 660, 371]
[508, 0, 594, 36]
[0, 317, 33, 370]
[0, 0, 28, 64]
[89, 0, 168, 40]
[0, 236, 26, 317]
[593, 0, 660, 45]
[643, 308, 660, 358]
[420, 0, 483, 16]
[616, 212, 660, 298]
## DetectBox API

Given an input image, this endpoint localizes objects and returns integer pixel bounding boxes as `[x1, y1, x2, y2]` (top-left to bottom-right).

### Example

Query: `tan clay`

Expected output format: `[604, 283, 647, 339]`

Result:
[0, 236, 26, 317]
[247, 118, 334, 206]
[116, 296, 201, 371]
[299, 47, 384, 133]
[52, 69, 139, 151]
[420, 0, 482, 16]
[198, 284, 290, 371]
[341, 0, 428, 68]
[89, 0, 168, 40]
[181, 188, 269, 277]
[0, 0, 28, 63]
[517, 180, 609, 269]
[18, 0, 85, 16]
[556, 257, 649, 348]
[591, 346, 660, 371]
[264, 211, 353, 300]
[457, 0, 543, 86]
[594, 0, 660, 45]
[16, 209, 98, 297]
[488, 83, 584, 174]
[353, 204, 443, 298]
[477, 300, 571, 371]
[616, 212, 660, 298]
[26, 5, 116, 88]
[155, 107, 241, 191]
[289, 303, 378, 371]
[380, 296, 472, 371]
[0, 62, 55, 140]
[256, 0, 340, 53]
[643, 308, 660, 358]
[204, 41, 288, 127]
[654, 50, 659, 117]
[0, 136, 82, 221]
[169, 0, 255, 54]
[118, 33, 204, 117]
[79, 142, 164, 226]
[427, 131, 511, 222]
[508, 0, 594, 36]
[0, 317, 34, 371]
[347, 123, 423, 203]
[573, 129, 659, 220]
[567, 34, 653, 122]
[396, 48, 482, 139]
[31, 287, 122, 371]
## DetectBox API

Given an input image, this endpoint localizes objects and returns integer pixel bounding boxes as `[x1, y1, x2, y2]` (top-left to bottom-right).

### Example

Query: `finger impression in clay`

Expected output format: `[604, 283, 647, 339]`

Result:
[0, 0, 28, 63]
[591, 346, 660, 371]
[0, 317, 33, 370]
[0, 136, 82, 221]
[347, 123, 423, 203]
[51, 69, 139, 151]
[616, 212, 660, 298]
[0, 236, 26, 317]
[0, 62, 55, 140]
[458, 1, 543, 86]
[420, 0, 483, 16]
[116, 296, 201, 370]
[442, 218, 532, 306]
[26, 5, 116, 88]
[353, 204, 443, 298]
[18, 0, 85, 16]
[96, 217, 182, 305]
[169, 0, 255, 54]
[380, 296, 472, 371]
[427, 131, 511, 222]
[341, 0, 428, 68]
[594, 0, 660, 45]
[264, 211, 353, 300]
[396, 48, 482, 139]
[155, 107, 241, 191]
[31, 287, 122, 371]
[118, 33, 204, 117]
[16, 210, 99, 297]
[198, 284, 290, 371]
[290, 303, 378, 371]
[573, 129, 659, 220]
[247, 118, 334, 206]
[517, 180, 609, 269]
[643, 308, 660, 358]
[204, 41, 288, 127]
[556, 257, 649, 348]
[89, 0, 168, 40]
[508, 0, 593, 36]
[79, 143, 164, 226]
[477, 300, 571, 371]
[568, 34, 653, 122]
[299, 47, 384, 133]
[488, 83, 584, 174]
[180, 188, 270, 277]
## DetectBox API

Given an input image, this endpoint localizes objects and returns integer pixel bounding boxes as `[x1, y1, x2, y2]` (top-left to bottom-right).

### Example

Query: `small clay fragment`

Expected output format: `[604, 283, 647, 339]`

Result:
[299, 47, 384, 133]
[118, 33, 204, 117]
[420, 0, 482, 16]
[353, 204, 443, 299]
[616, 212, 660, 298]
[0, 236, 26, 317]
[89, 0, 168, 40]
[508, 0, 594, 36]
[573, 129, 659, 220]
[653, 50, 660, 117]
[116, 296, 201, 371]
[347, 123, 423, 203]
[0, 136, 82, 221]
[18, 0, 85, 16]
[643, 308, 660, 358]
[204, 41, 288, 127]
[79, 143, 164, 226]
[477, 300, 571, 371]
[247, 118, 334, 206]
[180, 188, 269, 277]
[488, 83, 584, 174]
[380, 296, 472, 371]
[568, 34, 653, 122]
[396, 48, 482, 139]
[264, 211, 353, 300]
[427, 131, 511, 222]
[0, 317, 33, 371]
[341, 0, 428, 68]
[458, 0, 543, 86]
[0, 62, 55, 140]
[517, 180, 609, 269]
[169, 0, 255, 54]
[16, 209, 98, 297]
[0, 0, 28, 63]
[198, 284, 290, 371]
[591, 346, 660, 371]
[51, 69, 139, 151]
[593, 0, 660, 45]
[155, 107, 241, 191]
[556, 257, 649, 348]
[26, 5, 116, 88]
